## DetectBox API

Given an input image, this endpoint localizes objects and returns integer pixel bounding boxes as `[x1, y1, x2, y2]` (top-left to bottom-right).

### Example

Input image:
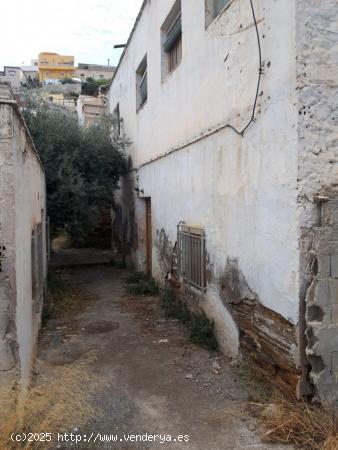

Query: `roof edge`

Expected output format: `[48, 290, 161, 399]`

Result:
[108, 0, 149, 90]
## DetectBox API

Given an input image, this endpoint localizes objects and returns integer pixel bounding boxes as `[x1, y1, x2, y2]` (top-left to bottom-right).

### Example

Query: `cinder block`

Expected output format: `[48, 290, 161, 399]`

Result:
[317, 255, 331, 278]
[329, 279, 338, 305]
[322, 201, 338, 227]
[331, 351, 338, 379]
[317, 326, 338, 354]
[314, 279, 330, 306]
[331, 255, 338, 279]
[331, 304, 338, 323]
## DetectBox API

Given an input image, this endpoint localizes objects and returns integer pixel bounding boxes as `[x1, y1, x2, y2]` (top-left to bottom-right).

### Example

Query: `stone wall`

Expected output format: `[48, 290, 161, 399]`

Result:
[305, 199, 338, 403]
[296, 0, 338, 401]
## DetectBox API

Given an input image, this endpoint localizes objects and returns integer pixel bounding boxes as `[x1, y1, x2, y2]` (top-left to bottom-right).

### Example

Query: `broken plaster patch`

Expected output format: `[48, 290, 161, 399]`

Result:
[219, 257, 258, 305]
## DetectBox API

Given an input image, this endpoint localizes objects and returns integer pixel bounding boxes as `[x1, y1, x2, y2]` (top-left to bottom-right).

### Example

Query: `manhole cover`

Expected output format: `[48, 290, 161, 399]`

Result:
[83, 320, 119, 334]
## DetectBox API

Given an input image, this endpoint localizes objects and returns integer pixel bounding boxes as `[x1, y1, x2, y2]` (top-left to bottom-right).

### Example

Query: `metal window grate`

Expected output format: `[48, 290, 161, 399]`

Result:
[177, 224, 206, 292]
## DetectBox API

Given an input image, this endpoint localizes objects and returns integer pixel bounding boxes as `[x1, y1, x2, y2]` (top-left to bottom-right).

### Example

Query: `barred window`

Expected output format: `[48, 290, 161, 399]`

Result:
[177, 224, 206, 292]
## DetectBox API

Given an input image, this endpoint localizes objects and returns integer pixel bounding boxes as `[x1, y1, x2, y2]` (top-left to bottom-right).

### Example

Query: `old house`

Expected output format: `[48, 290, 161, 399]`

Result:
[108, 0, 338, 403]
[0, 83, 47, 383]
[77, 94, 108, 127]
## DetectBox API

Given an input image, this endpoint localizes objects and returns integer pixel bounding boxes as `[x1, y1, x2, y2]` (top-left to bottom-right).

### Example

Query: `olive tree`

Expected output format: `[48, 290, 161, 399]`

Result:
[22, 92, 126, 246]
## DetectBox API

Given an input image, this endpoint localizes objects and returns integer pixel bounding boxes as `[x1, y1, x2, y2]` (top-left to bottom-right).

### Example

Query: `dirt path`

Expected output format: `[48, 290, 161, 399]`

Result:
[38, 266, 289, 450]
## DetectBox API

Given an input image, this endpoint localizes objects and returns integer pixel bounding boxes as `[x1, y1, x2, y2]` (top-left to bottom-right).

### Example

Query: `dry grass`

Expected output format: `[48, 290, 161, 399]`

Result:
[259, 397, 338, 450]
[0, 352, 103, 450]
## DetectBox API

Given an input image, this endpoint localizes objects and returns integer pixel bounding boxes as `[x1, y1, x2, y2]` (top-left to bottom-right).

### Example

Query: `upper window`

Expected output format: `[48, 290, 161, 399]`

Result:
[205, 0, 231, 27]
[136, 55, 147, 110]
[113, 103, 121, 136]
[161, 0, 182, 79]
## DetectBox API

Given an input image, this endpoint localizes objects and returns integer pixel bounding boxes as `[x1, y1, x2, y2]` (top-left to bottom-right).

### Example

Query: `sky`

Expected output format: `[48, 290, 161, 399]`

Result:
[0, 0, 143, 69]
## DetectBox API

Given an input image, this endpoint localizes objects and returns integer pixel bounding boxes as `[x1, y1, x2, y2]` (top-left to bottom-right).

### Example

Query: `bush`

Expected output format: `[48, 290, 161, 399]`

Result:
[189, 311, 218, 351]
[126, 271, 148, 284]
[160, 286, 218, 351]
[259, 397, 338, 450]
[22, 90, 127, 246]
[126, 273, 159, 296]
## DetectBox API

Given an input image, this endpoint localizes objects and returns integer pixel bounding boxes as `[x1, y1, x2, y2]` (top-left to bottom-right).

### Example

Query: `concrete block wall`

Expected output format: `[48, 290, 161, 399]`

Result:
[306, 199, 338, 403]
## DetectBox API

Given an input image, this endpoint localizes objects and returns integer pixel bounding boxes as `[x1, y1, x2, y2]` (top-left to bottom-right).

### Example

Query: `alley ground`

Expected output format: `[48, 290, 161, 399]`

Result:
[38, 261, 291, 450]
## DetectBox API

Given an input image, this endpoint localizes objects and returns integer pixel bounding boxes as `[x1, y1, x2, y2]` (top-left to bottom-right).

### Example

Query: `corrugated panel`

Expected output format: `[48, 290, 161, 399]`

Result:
[214, 0, 230, 17]
[164, 15, 182, 53]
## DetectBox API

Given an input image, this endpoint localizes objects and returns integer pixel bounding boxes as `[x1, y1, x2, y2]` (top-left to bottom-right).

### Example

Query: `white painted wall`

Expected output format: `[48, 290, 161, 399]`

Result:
[0, 84, 47, 382]
[108, 0, 300, 354]
[13, 114, 47, 382]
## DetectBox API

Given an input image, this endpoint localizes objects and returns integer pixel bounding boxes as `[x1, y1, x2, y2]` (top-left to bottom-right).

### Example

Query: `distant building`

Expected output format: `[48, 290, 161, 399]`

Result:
[21, 65, 39, 82]
[75, 63, 115, 81]
[0, 67, 25, 92]
[77, 94, 107, 127]
[38, 52, 75, 84]
[41, 83, 81, 113]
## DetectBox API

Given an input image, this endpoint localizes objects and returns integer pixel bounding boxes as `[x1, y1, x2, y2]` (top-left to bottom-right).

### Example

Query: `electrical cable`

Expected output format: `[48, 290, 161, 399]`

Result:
[137, 0, 263, 171]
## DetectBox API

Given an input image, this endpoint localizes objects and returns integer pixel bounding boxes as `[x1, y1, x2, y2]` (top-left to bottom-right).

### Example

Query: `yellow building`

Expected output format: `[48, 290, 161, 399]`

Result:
[38, 52, 75, 83]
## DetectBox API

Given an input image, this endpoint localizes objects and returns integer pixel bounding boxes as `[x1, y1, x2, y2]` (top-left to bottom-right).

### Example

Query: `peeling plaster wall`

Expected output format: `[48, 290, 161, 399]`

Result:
[109, 0, 300, 361]
[0, 97, 16, 371]
[296, 0, 338, 402]
[0, 84, 47, 383]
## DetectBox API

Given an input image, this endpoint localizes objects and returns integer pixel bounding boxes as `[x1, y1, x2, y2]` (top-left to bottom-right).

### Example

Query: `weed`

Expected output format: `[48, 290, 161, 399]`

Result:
[127, 277, 159, 296]
[161, 286, 190, 322]
[116, 260, 127, 269]
[0, 353, 104, 450]
[160, 286, 218, 352]
[42, 271, 71, 326]
[126, 271, 148, 284]
[258, 397, 338, 450]
[190, 312, 218, 351]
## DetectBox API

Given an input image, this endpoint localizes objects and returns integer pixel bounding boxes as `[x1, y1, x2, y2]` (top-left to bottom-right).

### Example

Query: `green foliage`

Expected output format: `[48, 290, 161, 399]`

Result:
[160, 286, 219, 351]
[81, 77, 112, 96]
[189, 311, 219, 351]
[161, 286, 190, 323]
[125, 271, 148, 284]
[21, 75, 41, 89]
[126, 272, 159, 296]
[22, 91, 126, 246]
[60, 78, 76, 84]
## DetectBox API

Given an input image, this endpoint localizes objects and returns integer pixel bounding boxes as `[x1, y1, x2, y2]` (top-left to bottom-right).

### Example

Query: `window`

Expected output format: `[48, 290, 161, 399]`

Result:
[136, 55, 147, 110]
[177, 224, 206, 292]
[164, 14, 182, 73]
[161, 0, 182, 78]
[113, 103, 121, 136]
[8, 70, 16, 77]
[214, 0, 230, 16]
[205, 0, 231, 27]
[31, 223, 44, 313]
